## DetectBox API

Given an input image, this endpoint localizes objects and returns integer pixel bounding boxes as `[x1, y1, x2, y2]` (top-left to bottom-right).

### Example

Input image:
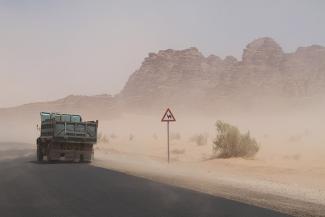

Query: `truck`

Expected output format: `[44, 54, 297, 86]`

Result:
[36, 112, 98, 162]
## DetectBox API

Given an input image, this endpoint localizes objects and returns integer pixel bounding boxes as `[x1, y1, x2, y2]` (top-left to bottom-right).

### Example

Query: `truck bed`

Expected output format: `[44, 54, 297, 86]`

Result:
[39, 120, 98, 144]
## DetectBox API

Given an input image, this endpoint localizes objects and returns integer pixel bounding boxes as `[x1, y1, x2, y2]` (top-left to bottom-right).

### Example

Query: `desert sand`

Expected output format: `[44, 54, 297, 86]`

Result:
[1, 110, 324, 216]
[92, 112, 325, 217]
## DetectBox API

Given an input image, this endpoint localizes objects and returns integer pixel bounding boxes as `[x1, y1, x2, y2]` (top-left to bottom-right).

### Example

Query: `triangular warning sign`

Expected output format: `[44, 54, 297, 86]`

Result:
[161, 108, 176, 122]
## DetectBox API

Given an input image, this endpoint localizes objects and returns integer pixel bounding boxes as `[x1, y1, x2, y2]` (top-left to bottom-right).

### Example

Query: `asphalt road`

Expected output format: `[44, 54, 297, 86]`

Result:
[0, 154, 291, 217]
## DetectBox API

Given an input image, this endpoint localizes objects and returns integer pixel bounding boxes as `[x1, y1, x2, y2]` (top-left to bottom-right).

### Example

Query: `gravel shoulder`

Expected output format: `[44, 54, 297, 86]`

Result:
[94, 149, 325, 217]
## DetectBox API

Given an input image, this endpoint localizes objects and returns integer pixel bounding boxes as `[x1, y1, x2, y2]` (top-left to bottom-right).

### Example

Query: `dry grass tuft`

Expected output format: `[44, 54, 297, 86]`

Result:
[213, 120, 259, 158]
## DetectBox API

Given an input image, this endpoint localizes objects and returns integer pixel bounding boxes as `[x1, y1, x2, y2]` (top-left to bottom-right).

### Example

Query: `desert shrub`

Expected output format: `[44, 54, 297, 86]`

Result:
[283, 154, 301, 161]
[171, 148, 186, 155]
[97, 132, 109, 144]
[170, 132, 181, 140]
[190, 134, 208, 146]
[129, 134, 134, 141]
[213, 121, 259, 158]
[110, 133, 117, 139]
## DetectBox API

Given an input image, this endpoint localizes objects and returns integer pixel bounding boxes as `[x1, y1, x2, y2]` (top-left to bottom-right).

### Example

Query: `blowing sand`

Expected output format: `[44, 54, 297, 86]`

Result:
[92, 112, 325, 217]
[1, 111, 324, 216]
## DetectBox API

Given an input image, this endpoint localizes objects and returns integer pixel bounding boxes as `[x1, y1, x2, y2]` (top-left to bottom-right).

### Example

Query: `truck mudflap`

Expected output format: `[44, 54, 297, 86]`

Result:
[38, 142, 94, 163]
[47, 149, 93, 162]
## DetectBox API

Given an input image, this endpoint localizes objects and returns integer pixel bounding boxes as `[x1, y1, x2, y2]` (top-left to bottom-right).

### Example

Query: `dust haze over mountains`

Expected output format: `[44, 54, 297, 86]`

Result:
[1, 36, 325, 159]
[1, 37, 325, 140]
[1, 37, 325, 215]
[0, 37, 323, 143]
[1, 37, 325, 118]
[120, 37, 325, 113]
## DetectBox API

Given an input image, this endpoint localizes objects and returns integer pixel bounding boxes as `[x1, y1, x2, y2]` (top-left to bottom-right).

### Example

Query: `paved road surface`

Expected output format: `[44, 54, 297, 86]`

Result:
[0, 155, 291, 217]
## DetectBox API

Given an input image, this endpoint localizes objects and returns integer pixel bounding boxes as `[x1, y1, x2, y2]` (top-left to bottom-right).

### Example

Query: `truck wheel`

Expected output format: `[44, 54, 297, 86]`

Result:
[47, 153, 52, 163]
[47, 143, 53, 163]
[37, 144, 43, 162]
[80, 154, 84, 163]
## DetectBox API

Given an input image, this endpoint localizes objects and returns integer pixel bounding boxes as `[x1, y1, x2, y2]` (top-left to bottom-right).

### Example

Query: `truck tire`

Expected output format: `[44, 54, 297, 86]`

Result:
[80, 154, 84, 163]
[37, 144, 43, 162]
[47, 143, 53, 163]
[47, 151, 52, 162]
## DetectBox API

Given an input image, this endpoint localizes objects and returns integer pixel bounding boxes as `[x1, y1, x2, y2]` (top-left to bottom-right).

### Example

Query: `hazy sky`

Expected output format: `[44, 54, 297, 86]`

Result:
[1, 0, 325, 107]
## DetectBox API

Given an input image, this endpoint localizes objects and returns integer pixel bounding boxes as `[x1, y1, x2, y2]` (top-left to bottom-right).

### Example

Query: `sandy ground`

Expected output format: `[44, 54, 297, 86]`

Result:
[94, 148, 325, 217]
[0, 142, 34, 160]
[92, 113, 325, 217]
[1, 112, 324, 216]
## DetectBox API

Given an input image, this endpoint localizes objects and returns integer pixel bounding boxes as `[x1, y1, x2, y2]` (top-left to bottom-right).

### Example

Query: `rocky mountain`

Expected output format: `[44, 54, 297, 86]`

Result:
[119, 37, 325, 112]
[1, 37, 325, 118]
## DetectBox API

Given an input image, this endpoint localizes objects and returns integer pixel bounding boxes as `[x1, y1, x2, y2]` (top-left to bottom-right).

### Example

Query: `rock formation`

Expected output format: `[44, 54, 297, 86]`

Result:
[2, 37, 325, 117]
[119, 37, 325, 113]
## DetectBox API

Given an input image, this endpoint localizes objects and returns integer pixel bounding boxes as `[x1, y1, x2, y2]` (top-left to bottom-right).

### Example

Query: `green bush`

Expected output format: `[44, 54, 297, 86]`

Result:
[97, 132, 109, 144]
[213, 121, 259, 158]
[190, 133, 208, 146]
[170, 132, 181, 140]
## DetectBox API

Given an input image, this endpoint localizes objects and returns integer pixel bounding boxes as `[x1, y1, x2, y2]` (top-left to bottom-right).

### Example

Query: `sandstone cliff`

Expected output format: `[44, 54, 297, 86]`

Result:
[119, 37, 325, 113]
[2, 37, 325, 118]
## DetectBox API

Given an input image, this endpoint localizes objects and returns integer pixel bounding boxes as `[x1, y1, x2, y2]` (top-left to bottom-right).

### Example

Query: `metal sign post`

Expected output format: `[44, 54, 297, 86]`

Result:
[167, 121, 169, 163]
[161, 108, 176, 163]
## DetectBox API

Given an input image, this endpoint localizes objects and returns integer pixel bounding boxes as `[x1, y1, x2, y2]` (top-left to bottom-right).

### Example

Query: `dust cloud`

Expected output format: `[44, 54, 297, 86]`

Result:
[93, 106, 325, 215]
[95, 108, 325, 164]
[1, 105, 325, 215]
[1, 105, 325, 176]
